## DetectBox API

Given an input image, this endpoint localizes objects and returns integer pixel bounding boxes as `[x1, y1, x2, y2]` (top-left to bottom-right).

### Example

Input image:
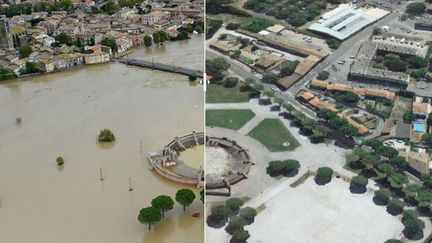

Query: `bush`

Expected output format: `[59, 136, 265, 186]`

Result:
[266, 160, 300, 177]
[98, 129, 115, 143]
[56, 156, 64, 166]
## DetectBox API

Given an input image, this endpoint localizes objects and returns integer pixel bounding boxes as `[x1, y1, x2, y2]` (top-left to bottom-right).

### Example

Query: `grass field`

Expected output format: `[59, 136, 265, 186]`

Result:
[206, 83, 255, 103]
[248, 118, 300, 152]
[206, 109, 256, 130]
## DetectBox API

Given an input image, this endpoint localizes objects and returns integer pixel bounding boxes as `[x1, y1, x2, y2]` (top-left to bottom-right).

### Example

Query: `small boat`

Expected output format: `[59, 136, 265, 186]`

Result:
[192, 210, 201, 218]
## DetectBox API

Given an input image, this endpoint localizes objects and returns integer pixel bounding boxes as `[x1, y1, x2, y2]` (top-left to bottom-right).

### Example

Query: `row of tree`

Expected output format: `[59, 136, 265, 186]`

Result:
[0, 0, 74, 17]
[316, 109, 359, 137]
[138, 188, 202, 230]
[207, 197, 257, 243]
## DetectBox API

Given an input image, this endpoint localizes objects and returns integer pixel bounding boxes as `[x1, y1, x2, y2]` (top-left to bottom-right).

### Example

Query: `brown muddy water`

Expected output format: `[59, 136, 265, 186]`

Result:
[178, 145, 204, 169]
[0, 35, 204, 243]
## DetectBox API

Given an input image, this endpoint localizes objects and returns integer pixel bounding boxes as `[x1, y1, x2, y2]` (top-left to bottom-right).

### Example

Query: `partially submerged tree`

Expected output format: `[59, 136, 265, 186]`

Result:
[138, 207, 162, 230]
[175, 188, 195, 212]
[151, 195, 174, 217]
[56, 156, 64, 166]
[98, 129, 115, 143]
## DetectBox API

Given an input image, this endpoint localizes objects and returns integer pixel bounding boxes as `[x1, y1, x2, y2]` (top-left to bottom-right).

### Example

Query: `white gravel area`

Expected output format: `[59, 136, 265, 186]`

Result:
[246, 178, 404, 243]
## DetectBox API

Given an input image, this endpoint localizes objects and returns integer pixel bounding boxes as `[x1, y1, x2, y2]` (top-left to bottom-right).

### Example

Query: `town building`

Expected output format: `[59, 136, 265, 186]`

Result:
[308, 5, 389, 40]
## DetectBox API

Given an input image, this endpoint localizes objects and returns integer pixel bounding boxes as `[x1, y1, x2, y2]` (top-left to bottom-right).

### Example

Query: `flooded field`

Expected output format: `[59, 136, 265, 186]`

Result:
[178, 144, 204, 169]
[0, 36, 204, 243]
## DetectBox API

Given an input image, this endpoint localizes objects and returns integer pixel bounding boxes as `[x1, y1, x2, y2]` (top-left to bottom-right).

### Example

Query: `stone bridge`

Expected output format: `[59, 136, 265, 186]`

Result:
[117, 58, 203, 77]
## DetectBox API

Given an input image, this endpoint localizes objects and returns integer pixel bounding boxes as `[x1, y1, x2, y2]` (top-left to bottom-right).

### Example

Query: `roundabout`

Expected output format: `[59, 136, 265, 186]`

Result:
[147, 132, 205, 187]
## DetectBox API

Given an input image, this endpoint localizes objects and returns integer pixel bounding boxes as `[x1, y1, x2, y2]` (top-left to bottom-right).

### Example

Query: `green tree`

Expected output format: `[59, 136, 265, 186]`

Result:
[98, 129, 115, 143]
[75, 37, 82, 47]
[56, 156, 64, 166]
[55, 32, 73, 46]
[239, 207, 257, 224]
[374, 189, 392, 205]
[421, 174, 432, 189]
[151, 195, 174, 217]
[144, 35, 152, 47]
[406, 2, 426, 16]
[317, 108, 337, 121]
[19, 45, 32, 58]
[421, 133, 432, 146]
[280, 60, 299, 77]
[261, 72, 278, 84]
[200, 189, 204, 204]
[364, 138, 382, 150]
[138, 207, 162, 230]
[350, 175, 368, 192]
[210, 205, 230, 223]
[231, 229, 250, 243]
[225, 216, 246, 235]
[390, 156, 408, 169]
[384, 240, 402, 243]
[100, 38, 116, 50]
[315, 167, 333, 184]
[102, 0, 117, 14]
[387, 198, 404, 215]
[317, 70, 329, 80]
[403, 111, 412, 123]
[226, 198, 244, 213]
[266, 160, 300, 177]
[175, 188, 195, 212]
[194, 25, 203, 34]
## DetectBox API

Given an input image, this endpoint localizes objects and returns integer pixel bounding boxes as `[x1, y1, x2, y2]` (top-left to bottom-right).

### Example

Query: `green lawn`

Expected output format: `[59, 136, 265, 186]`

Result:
[206, 109, 256, 130]
[248, 118, 300, 152]
[206, 83, 255, 103]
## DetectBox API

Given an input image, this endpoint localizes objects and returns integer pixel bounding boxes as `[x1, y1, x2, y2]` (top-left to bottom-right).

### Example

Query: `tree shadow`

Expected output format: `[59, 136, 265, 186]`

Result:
[349, 185, 366, 194]
[206, 216, 227, 229]
[372, 196, 388, 206]
[314, 177, 331, 186]
[403, 229, 424, 241]
[270, 105, 280, 112]
[284, 169, 299, 177]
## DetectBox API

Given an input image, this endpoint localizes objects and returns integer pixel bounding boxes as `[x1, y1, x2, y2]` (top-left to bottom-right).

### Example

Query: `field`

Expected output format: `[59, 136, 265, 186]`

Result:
[206, 82, 257, 103]
[206, 109, 256, 130]
[248, 118, 300, 152]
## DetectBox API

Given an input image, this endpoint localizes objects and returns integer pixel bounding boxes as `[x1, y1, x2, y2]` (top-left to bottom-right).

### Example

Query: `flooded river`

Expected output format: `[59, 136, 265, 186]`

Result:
[0, 35, 204, 243]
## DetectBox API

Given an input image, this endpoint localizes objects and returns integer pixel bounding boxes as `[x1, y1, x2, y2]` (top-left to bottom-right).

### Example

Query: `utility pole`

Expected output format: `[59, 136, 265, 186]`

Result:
[140, 140, 143, 153]
[128, 177, 133, 192]
[100, 168, 104, 181]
